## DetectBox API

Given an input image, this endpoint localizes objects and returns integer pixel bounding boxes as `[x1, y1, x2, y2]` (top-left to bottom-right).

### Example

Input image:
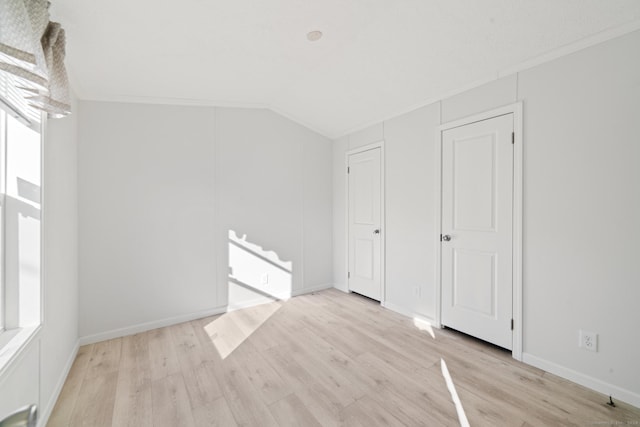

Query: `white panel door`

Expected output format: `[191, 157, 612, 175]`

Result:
[441, 114, 513, 349]
[348, 147, 382, 301]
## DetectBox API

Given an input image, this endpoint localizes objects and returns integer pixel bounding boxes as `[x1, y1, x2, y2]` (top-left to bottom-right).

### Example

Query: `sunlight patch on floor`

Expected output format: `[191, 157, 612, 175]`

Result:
[441, 358, 470, 427]
[412, 317, 436, 339]
[203, 301, 282, 359]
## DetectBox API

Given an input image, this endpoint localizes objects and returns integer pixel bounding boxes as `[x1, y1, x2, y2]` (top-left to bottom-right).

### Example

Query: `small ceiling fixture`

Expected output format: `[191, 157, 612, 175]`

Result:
[307, 30, 323, 42]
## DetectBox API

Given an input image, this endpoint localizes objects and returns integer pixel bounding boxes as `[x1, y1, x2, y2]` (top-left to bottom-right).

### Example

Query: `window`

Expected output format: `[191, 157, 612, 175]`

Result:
[0, 103, 42, 353]
[0, 0, 65, 368]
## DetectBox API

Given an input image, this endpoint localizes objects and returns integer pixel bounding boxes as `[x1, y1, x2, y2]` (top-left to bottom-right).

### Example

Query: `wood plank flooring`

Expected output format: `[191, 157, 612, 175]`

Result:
[48, 289, 640, 426]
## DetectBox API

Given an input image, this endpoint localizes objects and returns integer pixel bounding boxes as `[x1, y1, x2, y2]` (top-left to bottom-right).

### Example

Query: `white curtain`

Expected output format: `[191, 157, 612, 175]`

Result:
[0, 0, 71, 120]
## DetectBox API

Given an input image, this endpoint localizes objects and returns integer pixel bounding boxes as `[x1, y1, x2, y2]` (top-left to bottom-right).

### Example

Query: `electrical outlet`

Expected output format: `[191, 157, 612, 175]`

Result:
[579, 330, 598, 352]
[261, 273, 269, 285]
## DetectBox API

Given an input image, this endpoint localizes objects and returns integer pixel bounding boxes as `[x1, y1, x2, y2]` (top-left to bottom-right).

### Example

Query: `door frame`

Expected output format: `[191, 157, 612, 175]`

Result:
[345, 141, 386, 304]
[434, 103, 523, 360]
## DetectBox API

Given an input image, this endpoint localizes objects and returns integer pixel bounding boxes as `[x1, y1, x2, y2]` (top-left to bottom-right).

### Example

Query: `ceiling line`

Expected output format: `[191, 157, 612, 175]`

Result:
[332, 20, 640, 140]
[68, 19, 640, 141]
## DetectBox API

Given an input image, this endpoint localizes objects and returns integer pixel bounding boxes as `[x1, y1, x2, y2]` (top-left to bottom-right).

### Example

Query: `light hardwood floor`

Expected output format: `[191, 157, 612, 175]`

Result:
[48, 289, 640, 426]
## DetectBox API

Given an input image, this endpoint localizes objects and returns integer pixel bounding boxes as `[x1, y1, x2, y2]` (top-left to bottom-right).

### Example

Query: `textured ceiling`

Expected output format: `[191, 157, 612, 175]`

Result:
[50, 1, 640, 138]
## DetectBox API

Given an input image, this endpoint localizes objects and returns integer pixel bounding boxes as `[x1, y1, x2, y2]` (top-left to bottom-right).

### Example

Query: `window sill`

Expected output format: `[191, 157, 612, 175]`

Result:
[0, 325, 41, 378]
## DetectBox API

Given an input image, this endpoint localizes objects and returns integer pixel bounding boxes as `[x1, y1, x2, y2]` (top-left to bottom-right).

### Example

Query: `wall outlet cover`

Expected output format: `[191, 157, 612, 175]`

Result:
[579, 330, 598, 352]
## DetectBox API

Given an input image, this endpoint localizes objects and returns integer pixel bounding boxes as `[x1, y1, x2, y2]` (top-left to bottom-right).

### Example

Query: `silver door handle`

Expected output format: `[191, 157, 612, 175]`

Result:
[373, 229, 380, 234]
[442, 234, 451, 242]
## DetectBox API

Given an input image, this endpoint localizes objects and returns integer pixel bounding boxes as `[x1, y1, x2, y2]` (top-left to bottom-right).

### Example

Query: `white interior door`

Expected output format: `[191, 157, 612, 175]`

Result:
[441, 114, 514, 350]
[348, 147, 382, 301]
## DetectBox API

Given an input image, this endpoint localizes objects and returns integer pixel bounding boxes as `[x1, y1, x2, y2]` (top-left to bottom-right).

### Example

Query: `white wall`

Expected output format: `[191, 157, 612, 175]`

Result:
[0, 105, 79, 425]
[383, 104, 440, 319]
[78, 104, 332, 340]
[332, 30, 640, 405]
[215, 108, 332, 308]
[78, 102, 218, 338]
[518, 30, 640, 401]
[332, 136, 348, 292]
[302, 122, 333, 292]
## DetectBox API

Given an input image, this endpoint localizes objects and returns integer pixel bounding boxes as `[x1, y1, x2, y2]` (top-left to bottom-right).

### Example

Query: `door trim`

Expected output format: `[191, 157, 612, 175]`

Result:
[345, 141, 386, 304]
[434, 103, 523, 360]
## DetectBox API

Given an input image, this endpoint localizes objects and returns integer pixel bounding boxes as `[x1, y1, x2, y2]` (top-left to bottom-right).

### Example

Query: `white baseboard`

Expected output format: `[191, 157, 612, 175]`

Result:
[227, 296, 280, 311]
[381, 300, 437, 327]
[293, 282, 334, 296]
[37, 339, 80, 427]
[79, 306, 227, 345]
[522, 352, 640, 408]
[227, 283, 335, 311]
[333, 283, 349, 293]
[79, 284, 336, 345]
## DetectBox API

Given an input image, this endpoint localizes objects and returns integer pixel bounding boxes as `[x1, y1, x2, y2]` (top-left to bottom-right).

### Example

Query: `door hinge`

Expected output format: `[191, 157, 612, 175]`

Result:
[348, 272, 351, 279]
[347, 166, 350, 174]
[511, 132, 515, 144]
[511, 319, 514, 330]
[440, 234, 443, 242]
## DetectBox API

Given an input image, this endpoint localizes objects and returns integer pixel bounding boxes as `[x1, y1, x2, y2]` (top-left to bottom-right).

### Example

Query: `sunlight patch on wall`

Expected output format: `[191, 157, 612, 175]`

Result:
[228, 230, 293, 310]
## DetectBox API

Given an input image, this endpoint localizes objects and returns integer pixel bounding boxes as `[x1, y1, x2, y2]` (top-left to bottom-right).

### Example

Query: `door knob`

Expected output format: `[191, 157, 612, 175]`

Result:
[373, 229, 380, 234]
[442, 234, 451, 242]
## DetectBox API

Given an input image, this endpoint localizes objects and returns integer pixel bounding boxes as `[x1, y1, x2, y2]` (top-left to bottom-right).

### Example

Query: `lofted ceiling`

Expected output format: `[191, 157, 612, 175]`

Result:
[50, 1, 640, 139]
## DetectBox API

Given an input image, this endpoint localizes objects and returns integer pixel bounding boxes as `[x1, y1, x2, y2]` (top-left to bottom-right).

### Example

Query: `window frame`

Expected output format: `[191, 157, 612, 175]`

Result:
[0, 106, 44, 376]
[0, 109, 5, 334]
